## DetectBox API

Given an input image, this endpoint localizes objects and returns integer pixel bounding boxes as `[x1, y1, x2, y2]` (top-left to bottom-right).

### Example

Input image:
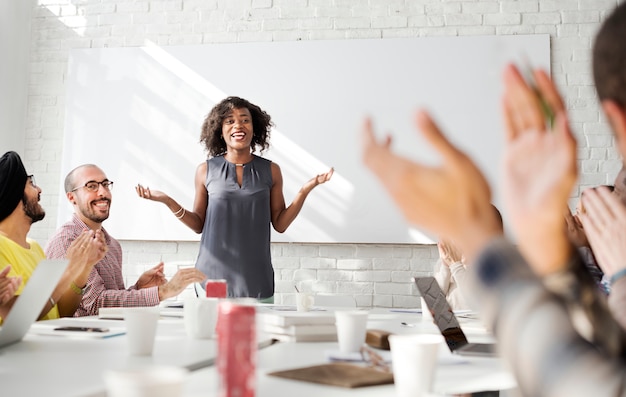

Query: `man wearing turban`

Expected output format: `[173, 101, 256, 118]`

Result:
[0, 151, 107, 322]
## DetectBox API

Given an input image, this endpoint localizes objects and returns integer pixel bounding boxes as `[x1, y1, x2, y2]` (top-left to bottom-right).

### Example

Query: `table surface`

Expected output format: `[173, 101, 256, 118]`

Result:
[184, 340, 517, 397]
[0, 306, 517, 397]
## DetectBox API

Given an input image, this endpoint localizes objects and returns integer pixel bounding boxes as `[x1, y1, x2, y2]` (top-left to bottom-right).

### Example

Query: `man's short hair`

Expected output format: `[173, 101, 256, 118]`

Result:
[593, 3, 626, 109]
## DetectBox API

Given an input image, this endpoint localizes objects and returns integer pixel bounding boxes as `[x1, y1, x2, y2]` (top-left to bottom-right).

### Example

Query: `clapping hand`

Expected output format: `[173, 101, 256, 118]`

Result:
[564, 207, 588, 248]
[579, 186, 626, 278]
[66, 230, 108, 269]
[136, 262, 167, 289]
[501, 64, 576, 275]
[361, 111, 501, 261]
[438, 239, 463, 267]
[0, 266, 21, 305]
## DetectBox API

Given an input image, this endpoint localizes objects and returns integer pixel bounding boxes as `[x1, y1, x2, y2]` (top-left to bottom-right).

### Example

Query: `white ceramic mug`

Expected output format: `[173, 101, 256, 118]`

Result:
[184, 297, 219, 339]
[296, 292, 314, 312]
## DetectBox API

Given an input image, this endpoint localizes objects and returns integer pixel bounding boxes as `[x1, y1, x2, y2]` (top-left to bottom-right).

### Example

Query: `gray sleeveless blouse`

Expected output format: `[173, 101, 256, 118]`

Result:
[194, 155, 274, 298]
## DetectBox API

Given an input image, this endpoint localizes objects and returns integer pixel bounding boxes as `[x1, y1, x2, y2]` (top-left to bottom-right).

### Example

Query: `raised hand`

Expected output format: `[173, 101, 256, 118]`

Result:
[361, 111, 502, 261]
[136, 262, 167, 289]
[501, 64, 576, 275]
[564, 206, 588, 248]
[579, 186, 626, 278]
[503, 65, 565, 138]
[136, 184, 169, 203]
[438, 239, 464, 267]
[302, 167, 334, 192]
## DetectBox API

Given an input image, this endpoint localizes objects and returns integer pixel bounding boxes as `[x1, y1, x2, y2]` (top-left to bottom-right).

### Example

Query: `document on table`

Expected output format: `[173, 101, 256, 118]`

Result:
[29, 318, 125, 339]
[98, 307, 183, 320]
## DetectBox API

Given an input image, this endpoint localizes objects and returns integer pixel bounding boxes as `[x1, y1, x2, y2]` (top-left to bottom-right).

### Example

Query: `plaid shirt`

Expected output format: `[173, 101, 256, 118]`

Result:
[45, 214, 159, 316]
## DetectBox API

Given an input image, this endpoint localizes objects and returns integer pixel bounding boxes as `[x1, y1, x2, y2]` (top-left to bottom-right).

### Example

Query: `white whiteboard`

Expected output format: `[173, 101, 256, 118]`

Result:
[60, 35, 550, 243]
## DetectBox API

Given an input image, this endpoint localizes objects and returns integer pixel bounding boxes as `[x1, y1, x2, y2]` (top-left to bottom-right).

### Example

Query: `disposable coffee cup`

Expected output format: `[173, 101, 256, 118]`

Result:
[124, 308, 159, 356]
[335, 310, 369, 353]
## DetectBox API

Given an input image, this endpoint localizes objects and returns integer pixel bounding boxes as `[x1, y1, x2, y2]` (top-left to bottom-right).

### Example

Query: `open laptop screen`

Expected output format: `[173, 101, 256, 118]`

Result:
[413, 276, 470, 352]
[0, 259, 68, 348]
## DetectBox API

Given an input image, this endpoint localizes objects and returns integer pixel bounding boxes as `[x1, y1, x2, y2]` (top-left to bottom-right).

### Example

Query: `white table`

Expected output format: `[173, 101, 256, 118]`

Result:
[184, 341, 516, 397]
[0, 310, 271, 397]
[0, 315, 211, 397]
[183, 310, 517, 397]
[0, 307, 517, 397]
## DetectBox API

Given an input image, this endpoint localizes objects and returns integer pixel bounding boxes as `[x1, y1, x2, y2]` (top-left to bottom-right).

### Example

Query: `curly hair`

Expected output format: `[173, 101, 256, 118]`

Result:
[593, 3, 626, 109]
[200, 96, 273, 157]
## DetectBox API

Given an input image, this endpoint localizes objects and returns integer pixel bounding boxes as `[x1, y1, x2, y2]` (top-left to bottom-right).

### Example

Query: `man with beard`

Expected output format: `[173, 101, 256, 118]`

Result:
[46, 164, 206, 316]
[0, 151, 107, 322]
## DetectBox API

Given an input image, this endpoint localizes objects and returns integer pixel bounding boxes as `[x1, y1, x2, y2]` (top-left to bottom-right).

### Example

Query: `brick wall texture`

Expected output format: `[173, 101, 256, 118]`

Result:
[23, 0, 623, 307]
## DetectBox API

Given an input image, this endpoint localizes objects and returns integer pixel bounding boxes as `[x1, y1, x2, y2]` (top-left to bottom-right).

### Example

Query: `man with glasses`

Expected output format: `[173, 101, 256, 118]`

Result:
[46, 164, 205, 317]
[0, 152, 107, 321]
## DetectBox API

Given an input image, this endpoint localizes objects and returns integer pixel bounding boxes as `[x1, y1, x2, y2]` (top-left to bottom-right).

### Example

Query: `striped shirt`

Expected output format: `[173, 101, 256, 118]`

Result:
[45, 215, 159, 316]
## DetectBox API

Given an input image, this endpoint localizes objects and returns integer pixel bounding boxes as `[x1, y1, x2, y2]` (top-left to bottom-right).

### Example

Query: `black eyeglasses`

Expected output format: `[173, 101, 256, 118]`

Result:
[71, 180, 114, 192]
[27, 174, 37, 188]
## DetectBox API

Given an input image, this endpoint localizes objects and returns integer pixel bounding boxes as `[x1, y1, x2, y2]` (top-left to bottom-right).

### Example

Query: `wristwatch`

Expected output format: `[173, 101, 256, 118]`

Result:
[70, 281, 88, 295]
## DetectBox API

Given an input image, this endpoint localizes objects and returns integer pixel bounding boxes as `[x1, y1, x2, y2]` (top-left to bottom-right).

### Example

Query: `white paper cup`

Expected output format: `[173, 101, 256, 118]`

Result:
[334, 310, 369, 353]
[296, 292, 314, 312]
[124, 308, 159, 356]
[103, 366, 188, 397]
[389, 334, 443, 397]
[421, 297, 433, 322]
[184, 296, 219, 339]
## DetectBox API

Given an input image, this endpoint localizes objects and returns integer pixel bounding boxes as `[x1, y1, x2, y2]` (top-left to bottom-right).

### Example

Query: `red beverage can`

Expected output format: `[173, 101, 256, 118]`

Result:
[205, 279, 228, 298]
[217, 300, 256, 397]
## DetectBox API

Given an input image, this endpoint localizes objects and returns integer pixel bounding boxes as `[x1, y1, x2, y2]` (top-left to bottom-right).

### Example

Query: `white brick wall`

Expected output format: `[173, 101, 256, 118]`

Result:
[21, 0, 623, 308]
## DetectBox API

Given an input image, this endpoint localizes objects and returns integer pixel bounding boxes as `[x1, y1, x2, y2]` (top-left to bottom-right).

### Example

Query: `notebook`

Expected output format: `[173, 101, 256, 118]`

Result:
[0, 259, 69, 348]
[413, 276, 496, 357]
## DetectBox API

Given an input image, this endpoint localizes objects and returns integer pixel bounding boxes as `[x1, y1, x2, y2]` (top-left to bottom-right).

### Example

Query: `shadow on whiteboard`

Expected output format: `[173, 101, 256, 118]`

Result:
[59, 35, 549, 243]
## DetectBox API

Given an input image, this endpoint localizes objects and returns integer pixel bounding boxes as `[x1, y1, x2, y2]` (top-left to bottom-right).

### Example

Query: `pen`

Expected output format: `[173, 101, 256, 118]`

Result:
[521, 60, 555, 129]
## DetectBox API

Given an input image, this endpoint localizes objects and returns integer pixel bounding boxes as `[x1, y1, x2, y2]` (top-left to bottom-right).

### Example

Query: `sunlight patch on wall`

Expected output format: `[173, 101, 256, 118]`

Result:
[38, 1, 87, 36]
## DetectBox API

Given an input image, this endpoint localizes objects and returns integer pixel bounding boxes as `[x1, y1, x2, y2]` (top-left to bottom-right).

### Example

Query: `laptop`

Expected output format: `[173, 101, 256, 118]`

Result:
[413, 276, 496, 357]
[0, 259, 69, 348]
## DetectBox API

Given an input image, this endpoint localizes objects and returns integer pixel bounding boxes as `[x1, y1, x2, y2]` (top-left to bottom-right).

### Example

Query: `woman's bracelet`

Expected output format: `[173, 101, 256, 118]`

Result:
[610, 268, 626, 286]
[176, 208, 186, 219]
[172, 206, 184, 216]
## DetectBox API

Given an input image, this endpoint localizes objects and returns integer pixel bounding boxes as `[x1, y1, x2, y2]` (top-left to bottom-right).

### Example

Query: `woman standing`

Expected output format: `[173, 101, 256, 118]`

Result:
[137, 97, 332, 301]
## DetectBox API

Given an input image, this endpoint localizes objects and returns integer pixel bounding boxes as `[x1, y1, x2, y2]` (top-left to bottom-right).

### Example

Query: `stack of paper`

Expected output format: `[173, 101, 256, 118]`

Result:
[257, 310, 337, 342]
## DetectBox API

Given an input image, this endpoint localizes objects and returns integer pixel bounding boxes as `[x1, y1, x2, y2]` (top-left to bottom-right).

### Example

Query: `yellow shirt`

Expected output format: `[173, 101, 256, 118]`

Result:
[0, 235, 59, 323]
